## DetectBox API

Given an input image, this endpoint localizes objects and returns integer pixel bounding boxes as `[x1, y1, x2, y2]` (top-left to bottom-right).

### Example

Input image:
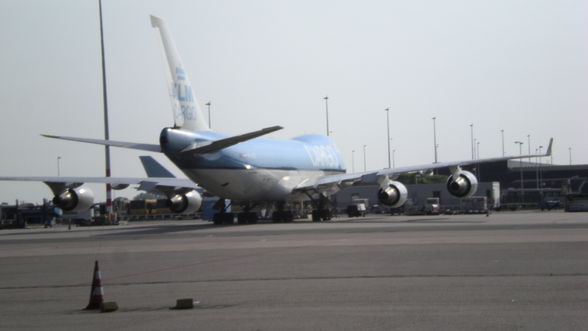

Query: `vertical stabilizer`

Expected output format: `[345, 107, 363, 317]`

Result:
[150, 15, 209, 131]
[139, 156, 175, 178]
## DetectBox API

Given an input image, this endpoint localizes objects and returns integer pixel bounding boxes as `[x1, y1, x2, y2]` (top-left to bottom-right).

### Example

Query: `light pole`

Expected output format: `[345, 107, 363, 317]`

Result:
[351, 150, 355, 173]
[537, 146, 543, 193]
[385, 108, 391, 168]
[57, 156, 61, 177]
[515, 141, 524, 205]
[470, 124, 474, 160]
[432, 116, 438, 163]
[324, 96, 330, 136]
[535, 147, 540, 189]
[569, 147, 572, 165]
[501, 129, 505, 156]
[205, 101, 211, 129]
[477, 141, 481, 180]
[363, 145, 367, 172]
[470, 123, 476, 160]
[98, 0, 113, 218]
[527, 134, 531, 163]
[392, 149, 396, 169]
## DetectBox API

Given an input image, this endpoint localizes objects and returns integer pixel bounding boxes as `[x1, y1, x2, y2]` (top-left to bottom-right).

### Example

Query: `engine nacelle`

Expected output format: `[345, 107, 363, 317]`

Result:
[378, 180, 408, 208]
[446, 170, 478, 199]
[53, 187, 94, 213]
[111, 183, 129, 190]
[168, 190, 202, 214]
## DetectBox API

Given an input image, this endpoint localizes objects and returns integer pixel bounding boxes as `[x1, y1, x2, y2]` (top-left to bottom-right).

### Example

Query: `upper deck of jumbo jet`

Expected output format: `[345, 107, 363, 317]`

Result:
[159, 128, 346, 172]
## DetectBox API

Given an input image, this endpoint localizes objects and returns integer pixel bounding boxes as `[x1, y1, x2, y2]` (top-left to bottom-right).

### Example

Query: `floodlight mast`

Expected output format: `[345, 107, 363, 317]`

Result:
[98, 0, 113, 219]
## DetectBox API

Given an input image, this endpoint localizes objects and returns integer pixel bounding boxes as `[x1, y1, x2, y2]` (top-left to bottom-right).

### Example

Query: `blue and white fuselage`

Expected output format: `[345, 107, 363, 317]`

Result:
[160, 128, 345, 201]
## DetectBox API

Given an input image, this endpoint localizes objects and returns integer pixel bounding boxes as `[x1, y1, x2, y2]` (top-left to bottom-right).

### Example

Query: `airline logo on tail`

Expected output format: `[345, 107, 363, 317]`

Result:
[172, 67, 196, 121]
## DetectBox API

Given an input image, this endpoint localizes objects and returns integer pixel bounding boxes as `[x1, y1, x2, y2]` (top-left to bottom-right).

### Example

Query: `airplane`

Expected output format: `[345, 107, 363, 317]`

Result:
[0, 15, 553, 225]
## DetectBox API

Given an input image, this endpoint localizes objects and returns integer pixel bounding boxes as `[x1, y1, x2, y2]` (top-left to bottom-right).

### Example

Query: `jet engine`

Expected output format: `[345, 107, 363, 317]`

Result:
[378, 180, 408, 208]
[52, 187, 94, 213]
[168, 190, 202, 214]
[446, 170, 478, 199]
[111, 183, 129, 190]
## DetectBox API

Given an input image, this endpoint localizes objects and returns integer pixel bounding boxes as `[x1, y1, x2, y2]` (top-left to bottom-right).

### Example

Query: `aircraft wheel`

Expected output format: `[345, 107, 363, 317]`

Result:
[312, 210, 321, 222]
[237, 214, 248, 225]
[220, 213, 234, 225]
[271, 211, 282, 223]
[238, 212, 258, 224]
[212, 214, 222, 225]
[283, 211, 294, 223]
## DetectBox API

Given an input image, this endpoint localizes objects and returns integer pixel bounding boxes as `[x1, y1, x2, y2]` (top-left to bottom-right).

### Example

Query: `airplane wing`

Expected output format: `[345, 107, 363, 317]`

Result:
[294, 138, 553, 193]
[0, 176, 198, 196]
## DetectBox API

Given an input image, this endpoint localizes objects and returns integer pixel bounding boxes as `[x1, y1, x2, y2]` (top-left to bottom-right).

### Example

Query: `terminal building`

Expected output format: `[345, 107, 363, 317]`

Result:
[457, 160, 588, 208]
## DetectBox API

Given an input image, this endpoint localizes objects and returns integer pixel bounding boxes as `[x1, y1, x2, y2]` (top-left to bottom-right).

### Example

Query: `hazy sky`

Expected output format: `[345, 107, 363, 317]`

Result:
[1, 0, 587, 203]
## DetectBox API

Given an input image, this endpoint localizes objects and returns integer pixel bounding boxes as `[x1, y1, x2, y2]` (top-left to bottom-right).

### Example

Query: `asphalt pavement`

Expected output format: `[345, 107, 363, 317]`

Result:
[1, 211, 587, 330]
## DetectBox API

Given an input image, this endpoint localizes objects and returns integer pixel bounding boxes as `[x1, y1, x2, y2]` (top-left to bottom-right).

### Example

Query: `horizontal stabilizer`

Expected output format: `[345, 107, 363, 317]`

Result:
[42, 134, 161, 153]
[181, 125, 283, 154]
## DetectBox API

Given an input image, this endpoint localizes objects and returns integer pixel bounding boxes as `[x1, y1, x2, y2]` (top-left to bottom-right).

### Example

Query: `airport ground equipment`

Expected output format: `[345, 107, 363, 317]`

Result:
[425, 197, 440, 215]
[346, 198, 368, 217]
[462, 196, 488, 214]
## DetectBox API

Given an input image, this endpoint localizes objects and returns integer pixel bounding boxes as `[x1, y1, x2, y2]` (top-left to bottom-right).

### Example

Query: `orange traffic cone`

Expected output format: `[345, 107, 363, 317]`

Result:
[84, 260, 104, 310]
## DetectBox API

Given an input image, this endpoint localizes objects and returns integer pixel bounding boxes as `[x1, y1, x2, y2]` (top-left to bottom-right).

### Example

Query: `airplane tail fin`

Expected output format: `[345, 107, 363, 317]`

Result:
[139, 156, 175, 178]
[150, 15, 209, 132]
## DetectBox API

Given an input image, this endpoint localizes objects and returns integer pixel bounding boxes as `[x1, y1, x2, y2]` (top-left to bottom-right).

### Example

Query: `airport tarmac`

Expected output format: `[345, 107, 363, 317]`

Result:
[1, 211, 587, 330]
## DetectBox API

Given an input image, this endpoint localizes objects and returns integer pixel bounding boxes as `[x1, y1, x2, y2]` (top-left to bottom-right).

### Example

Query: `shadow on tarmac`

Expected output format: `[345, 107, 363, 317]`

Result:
[94, 223, 219, 237]
[333, 217, 487, 224]
[399, 218, 487, 224]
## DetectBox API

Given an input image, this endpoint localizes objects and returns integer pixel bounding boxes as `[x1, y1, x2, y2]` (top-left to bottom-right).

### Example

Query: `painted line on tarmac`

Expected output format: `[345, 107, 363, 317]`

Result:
[3, 272, 588, 291]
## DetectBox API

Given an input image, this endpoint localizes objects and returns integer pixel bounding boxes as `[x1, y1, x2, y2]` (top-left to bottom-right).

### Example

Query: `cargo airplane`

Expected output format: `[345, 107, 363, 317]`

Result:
[0, 15, 553, 224]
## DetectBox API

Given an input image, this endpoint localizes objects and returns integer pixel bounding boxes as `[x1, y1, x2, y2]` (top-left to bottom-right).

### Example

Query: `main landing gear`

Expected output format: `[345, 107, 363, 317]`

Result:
[271, 202, 294, 223]
[212, 213, 234, 225]
[211, 199, 259, 225]
[310, 194, 333, 222]
[210, 196, 334, 225]
[237, 211, 258, 225]
[311, 209, 332, 222]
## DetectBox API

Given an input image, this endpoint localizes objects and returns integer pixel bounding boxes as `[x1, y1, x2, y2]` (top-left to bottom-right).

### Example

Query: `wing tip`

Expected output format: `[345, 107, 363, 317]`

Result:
[545, 137, 554, 156]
